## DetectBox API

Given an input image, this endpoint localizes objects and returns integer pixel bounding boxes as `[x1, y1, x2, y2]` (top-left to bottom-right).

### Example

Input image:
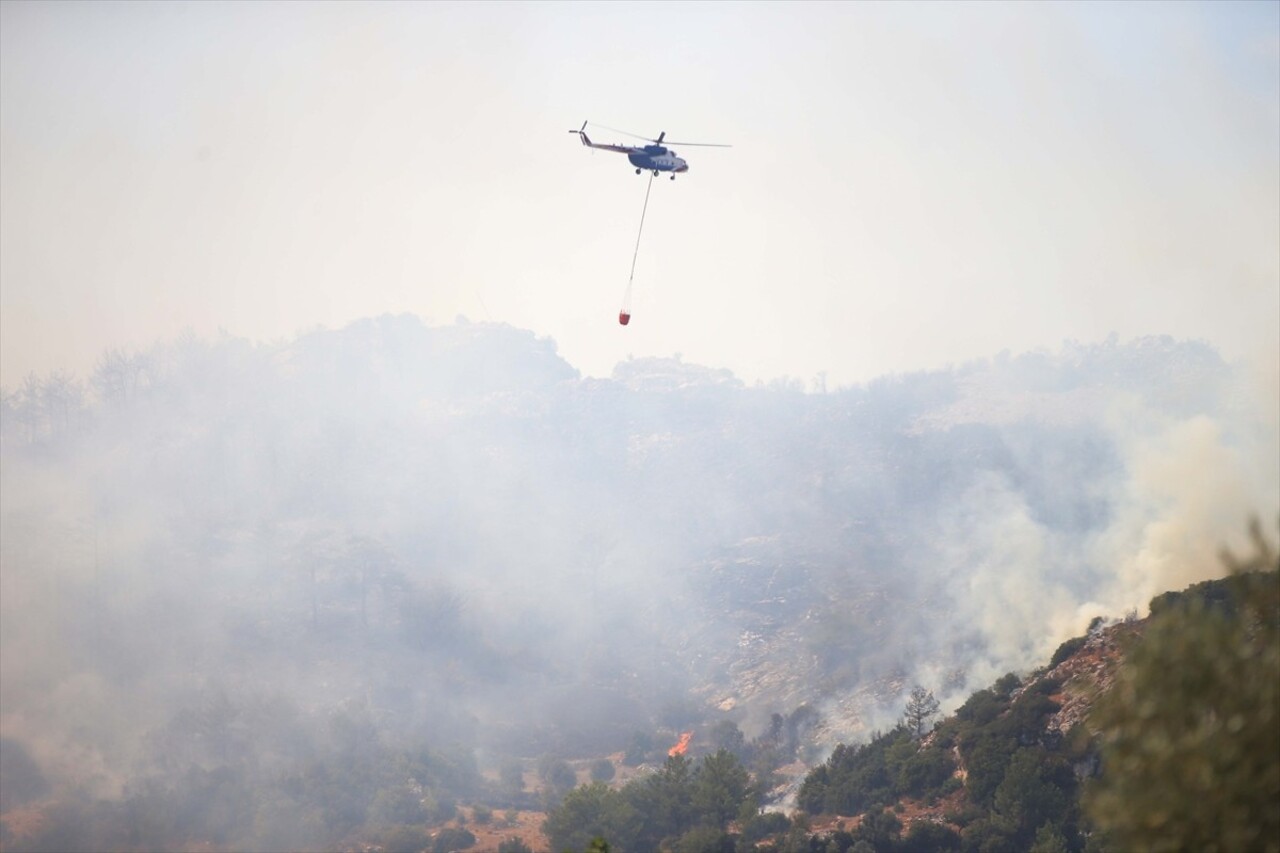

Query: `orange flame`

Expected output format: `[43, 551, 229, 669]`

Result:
[668, 731, 693, 757]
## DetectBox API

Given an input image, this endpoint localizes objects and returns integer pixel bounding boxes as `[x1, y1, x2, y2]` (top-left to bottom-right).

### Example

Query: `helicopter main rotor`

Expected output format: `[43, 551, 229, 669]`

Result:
[589, 122, 731, 148]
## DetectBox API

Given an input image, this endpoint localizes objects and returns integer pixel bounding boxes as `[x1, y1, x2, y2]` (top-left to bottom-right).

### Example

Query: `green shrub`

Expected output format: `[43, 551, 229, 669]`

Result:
[432, 826, 476, 852]
[1049, 636, 1087, 669]
[739, 811, 790, 844]
[590, 758, 617, 783]
[381, 824, 430, 853]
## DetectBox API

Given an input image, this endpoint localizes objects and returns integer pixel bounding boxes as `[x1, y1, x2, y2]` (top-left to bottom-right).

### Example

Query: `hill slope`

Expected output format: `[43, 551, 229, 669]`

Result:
[1, 316, 1275, 852]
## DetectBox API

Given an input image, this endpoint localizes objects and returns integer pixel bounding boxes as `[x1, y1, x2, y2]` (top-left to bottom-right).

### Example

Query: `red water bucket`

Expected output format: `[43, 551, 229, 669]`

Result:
[618, 311, 631, 326]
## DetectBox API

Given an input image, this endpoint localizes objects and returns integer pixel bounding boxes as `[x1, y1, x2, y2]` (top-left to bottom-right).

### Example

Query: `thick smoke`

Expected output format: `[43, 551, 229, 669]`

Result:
[891, 341, 1279, 716]
[1, 316, 1275, 844]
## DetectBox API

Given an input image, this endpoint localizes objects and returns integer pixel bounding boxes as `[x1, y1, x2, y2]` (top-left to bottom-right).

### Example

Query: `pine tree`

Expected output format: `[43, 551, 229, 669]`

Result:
[902, 686, 941, 738]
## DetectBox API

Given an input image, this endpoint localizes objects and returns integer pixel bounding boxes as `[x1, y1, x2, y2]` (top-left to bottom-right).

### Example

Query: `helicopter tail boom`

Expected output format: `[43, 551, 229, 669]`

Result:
[568, 121, 635, 155]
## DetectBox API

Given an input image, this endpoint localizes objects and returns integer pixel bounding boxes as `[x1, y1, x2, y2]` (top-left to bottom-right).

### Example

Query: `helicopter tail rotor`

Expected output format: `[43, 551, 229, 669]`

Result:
[567, 121, 591, 146]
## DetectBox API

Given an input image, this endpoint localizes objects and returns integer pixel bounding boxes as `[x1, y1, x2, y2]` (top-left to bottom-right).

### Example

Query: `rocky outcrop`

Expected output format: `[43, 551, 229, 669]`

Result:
[1038, 620, 1145, 736]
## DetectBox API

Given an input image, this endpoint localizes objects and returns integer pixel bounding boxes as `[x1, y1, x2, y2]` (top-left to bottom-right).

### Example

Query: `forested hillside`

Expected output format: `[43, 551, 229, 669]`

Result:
[1, 315, 1274, 852]
[535, 559, 1277, 852]
[775, 560, 1278, 853]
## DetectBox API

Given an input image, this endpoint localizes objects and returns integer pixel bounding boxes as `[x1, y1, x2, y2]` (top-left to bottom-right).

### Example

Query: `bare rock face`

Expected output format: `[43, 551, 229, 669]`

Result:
[1026, 620, 1146, 737]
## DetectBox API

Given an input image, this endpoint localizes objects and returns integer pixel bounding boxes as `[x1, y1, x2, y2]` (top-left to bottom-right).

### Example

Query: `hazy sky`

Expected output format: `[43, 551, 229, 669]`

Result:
[2, 0, 1277, 389]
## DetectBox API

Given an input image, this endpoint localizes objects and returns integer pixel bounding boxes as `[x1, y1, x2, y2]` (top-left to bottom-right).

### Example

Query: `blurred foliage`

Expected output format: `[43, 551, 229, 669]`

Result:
[538, 755, 578, 799]
[431, 825, 476, 852]
[0, 733, 487, 853]
[499, 757, 526, 794]
[623, 731, 654, 767]
[708, 719, 751, 763]
[1086, 520, 1280, 853]
[903, 819, 962, 851]
[590, 757, 617, 783]
[739, 811, 791, 845]
[380, 823, 430, 853]
[854, 806, 902, 850]
[368, 783, 428, 827]
[674, 824, 736, 853]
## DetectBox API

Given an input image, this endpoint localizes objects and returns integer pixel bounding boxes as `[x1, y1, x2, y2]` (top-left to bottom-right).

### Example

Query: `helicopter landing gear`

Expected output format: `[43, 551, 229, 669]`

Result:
[635, 168, 642, 175]
[670, 175, 676, 181]
[653, 170, 660, 177]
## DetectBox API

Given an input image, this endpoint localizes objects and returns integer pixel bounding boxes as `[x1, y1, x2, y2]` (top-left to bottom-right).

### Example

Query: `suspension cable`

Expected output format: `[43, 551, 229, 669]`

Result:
[620, 173, 655, 325]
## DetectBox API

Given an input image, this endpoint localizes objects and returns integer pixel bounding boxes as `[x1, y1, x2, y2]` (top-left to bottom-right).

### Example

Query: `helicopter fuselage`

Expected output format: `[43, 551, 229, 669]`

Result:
[627, 145, 688, 174]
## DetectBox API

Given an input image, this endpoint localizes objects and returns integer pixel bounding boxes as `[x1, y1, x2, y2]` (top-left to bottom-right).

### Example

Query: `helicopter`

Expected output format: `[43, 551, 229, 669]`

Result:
[567, 121, 730, 179]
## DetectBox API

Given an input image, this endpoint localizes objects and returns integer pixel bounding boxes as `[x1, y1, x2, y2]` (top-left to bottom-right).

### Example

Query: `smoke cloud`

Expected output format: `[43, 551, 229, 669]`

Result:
[1, 318, 1275, 845]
